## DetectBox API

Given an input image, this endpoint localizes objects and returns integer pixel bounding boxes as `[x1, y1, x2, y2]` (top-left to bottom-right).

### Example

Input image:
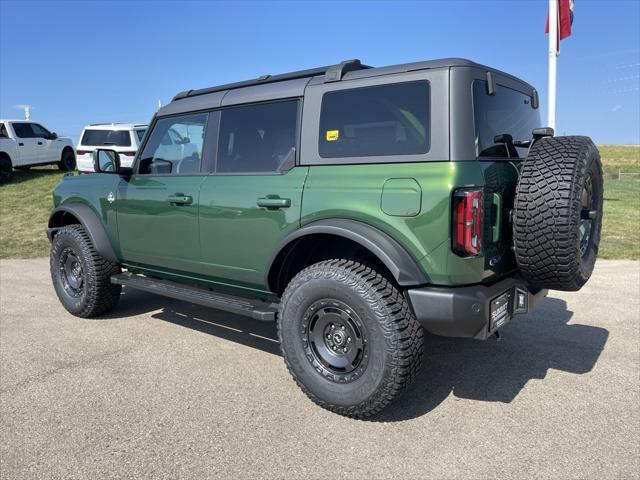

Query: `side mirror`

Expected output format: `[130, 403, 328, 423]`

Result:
[49, 132, 58, 140]
[93, 149, 121, 173]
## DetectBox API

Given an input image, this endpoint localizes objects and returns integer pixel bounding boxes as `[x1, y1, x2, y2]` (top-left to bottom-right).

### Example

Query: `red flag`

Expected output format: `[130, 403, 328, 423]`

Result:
[546, 0, 574, 50]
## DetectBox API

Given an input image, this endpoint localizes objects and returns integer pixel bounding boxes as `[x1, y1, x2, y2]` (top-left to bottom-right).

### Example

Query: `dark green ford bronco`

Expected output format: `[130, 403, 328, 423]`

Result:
[48, 58, 603, 418]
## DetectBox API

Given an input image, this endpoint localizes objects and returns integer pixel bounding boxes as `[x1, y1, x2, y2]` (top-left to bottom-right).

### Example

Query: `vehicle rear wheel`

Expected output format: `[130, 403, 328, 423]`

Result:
[58, 149, 76, 171]
[513, 136, 603, 291]
[278, 259, 424, 418]
[0, 155, 13, 184]
[50, 225, 122, 317]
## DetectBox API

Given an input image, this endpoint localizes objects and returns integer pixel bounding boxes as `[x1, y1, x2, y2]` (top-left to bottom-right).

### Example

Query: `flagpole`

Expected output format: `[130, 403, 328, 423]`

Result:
[547, 0, 558, 130]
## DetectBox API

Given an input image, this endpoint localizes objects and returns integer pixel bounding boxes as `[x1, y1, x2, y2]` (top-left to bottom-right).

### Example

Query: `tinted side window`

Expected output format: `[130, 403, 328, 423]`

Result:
[81, 129, 132, 147]
[0, 123, 8, 138]
[216, 100, 298, 173]
[135, 129, 146, 142]
[138, 113, 208, 175]
[473, 81, 540, 158]
[30, 123, 51, 138]
[12, 123, 34, 138]
[319, 81, 430, 158]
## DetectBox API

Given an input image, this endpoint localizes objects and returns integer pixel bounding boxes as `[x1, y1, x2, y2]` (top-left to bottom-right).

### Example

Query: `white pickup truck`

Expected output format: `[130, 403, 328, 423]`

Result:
[0, 120, 76, 183]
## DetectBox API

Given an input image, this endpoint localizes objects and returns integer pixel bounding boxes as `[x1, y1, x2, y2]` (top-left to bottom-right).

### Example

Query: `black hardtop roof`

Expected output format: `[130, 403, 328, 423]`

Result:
[168, 57, 532, 105]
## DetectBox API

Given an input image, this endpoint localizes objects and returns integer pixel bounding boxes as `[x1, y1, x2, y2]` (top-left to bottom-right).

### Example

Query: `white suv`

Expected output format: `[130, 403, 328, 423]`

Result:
[76, 123, 147, 172]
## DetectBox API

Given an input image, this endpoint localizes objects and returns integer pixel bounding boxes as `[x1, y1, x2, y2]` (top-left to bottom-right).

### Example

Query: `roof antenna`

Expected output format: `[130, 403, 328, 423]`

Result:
[15, 104, 33, 120]
[157, 99, 162, 110]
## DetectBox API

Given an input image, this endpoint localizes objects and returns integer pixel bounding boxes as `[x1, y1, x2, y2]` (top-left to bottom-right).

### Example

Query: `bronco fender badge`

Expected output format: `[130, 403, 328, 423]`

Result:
[107, 192, 115, 204]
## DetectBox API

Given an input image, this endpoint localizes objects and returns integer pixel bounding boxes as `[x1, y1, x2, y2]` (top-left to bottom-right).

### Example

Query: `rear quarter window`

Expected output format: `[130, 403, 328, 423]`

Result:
[81, 129, 132, 147]
[473, 80, 540, 158]
[319, 81, 430, 158]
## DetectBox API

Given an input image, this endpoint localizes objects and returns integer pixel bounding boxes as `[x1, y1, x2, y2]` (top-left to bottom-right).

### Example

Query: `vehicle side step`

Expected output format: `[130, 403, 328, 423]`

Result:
[110, 272, 278, 321]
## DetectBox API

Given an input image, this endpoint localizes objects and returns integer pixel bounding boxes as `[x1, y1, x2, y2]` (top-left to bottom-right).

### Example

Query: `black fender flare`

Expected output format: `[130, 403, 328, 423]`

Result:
[47, 203, 117, 262]
[267, 218, 429, 290]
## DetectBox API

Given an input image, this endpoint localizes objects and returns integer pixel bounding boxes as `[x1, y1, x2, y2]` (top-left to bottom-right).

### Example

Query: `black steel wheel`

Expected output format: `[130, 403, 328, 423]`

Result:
[58, 247, 85, 298]
[0, 155, 13, 184]
[58, 148, 76, 171]
[302, 299, 369, 383]
[579, 171, 597, 258]
[278, 259, 424, 418]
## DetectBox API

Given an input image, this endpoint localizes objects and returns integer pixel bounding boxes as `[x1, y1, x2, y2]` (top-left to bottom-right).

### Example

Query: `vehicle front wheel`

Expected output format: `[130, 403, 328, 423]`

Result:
[50, 225, 121, 317]
[278, 259, 424, 418]
[58, 149, 76, 171]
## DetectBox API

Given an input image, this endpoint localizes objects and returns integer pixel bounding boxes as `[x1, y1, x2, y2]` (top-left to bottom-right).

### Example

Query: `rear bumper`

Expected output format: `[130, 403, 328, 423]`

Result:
[406, 276, 547, 340]
[76, 154, 95, 172]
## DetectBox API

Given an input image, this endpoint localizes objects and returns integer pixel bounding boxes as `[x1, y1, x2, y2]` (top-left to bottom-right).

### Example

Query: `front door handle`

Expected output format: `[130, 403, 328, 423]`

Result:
[18, 142, 24, 146]
[257, 196, 291, 209]
[37, 141, 43, 145]
[167, 194, 193, 205]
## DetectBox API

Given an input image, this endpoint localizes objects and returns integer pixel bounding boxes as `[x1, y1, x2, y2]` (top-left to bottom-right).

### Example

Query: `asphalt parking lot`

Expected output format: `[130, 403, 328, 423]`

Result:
[1, 258, 638, 479]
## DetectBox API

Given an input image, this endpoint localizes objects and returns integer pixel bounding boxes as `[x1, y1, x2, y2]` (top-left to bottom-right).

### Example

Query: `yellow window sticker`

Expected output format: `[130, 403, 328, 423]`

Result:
[326, 129, 340, 142]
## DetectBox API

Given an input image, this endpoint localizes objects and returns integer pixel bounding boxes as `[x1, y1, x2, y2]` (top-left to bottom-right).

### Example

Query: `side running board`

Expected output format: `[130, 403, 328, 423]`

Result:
[110, 272, 278, 321]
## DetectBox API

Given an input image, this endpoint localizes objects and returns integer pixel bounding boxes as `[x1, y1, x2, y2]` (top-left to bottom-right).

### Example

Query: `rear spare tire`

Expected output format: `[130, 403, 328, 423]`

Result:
[513, 136, 603, 291]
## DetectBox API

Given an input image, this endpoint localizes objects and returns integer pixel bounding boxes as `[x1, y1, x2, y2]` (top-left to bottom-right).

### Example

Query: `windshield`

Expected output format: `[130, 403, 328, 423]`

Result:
[81, 129, 132, 147]
[473, 80, 540, 158]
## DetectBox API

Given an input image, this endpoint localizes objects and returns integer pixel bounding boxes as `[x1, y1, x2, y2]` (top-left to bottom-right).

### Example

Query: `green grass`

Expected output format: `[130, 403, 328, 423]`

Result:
[1, 146, 638, 260]
[600, 179, 640, 259]
[0, 166, 64, 259]
[598, 145, 640, 179]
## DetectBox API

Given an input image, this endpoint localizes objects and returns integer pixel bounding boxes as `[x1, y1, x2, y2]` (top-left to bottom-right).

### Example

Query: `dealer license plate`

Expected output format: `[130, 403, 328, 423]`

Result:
[490, 291, 511, 331]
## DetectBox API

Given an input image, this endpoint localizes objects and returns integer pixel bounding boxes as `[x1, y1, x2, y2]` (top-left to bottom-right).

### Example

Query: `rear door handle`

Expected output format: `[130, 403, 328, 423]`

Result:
[18, 142, 24, 146]
[37, 141, 43, 145]
[167, 194, 193, 205]
[257, 196, 291, 209]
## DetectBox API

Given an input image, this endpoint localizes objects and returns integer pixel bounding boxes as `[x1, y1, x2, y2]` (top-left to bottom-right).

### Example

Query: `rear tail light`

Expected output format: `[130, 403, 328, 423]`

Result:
[452, 188, 483, 256]
[120, 151, 136, 156]
[76, 150, 90, 155]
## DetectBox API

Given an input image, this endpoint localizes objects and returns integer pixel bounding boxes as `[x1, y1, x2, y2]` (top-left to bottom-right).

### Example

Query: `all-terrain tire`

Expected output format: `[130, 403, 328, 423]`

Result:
[0, 154, 13, 184]
[50, 225, 121, 317]
[58, 148, 76, 171]
[513, 136, 603, 291]
[278, 259, 424, 418]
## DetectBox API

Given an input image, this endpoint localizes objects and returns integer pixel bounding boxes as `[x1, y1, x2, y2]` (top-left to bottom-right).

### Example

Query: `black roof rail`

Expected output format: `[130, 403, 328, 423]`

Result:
[171, 59, 371, 102]
[324, 59, 366, 83]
